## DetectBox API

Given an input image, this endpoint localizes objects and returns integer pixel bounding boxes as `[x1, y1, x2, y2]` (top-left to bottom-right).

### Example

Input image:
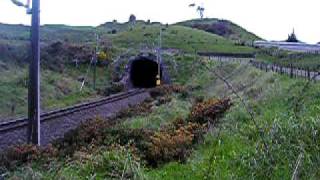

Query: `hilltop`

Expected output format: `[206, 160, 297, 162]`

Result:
[177, 18, 261, 44]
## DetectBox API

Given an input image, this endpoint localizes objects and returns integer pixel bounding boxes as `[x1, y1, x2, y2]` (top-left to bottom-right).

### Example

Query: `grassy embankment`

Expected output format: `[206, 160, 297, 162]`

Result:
[5, 54, 320, 179]
[256, 49, 320, 71]
[0, 21, 255, 119]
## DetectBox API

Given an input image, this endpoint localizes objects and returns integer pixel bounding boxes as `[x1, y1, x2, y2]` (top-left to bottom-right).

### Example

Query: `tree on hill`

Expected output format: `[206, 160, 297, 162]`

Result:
[188, 3, 205, 19]
[197, 6, 205, 19]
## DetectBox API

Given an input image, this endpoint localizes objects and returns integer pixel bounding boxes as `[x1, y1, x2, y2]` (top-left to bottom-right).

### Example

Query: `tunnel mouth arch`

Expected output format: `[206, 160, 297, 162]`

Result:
[130, 58, 162, 88]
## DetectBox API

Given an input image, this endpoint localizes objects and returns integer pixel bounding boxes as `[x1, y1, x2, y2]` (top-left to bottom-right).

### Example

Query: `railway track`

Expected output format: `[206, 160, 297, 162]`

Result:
[0, 89, 148, 149]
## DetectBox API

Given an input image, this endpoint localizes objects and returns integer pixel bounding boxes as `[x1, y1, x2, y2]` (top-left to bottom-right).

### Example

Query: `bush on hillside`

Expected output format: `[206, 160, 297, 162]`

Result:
[0, 144, 58, 170]
[146, 121, 206, 166]
[1, 95, 233, 173]
[192, 21, 233, 37]
[189, 98, 232, 124]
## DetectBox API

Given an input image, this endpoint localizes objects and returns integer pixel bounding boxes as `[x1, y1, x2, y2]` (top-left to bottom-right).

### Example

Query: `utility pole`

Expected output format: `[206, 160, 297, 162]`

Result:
[27, 0, 41, 145]
[93, 33, 99, 90]
[156, 27, 162, 86]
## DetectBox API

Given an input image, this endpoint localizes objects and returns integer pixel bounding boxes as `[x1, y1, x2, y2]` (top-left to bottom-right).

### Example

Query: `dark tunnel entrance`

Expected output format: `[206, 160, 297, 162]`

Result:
[130, 59, 161, 88]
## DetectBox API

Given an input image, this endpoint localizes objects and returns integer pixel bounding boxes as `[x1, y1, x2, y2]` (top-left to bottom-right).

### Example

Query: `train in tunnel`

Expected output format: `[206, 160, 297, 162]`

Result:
[120, 53, 170, 89]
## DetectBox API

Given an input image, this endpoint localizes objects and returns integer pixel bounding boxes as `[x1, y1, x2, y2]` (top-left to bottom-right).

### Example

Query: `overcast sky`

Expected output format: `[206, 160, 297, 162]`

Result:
[0, 0, 319, 43]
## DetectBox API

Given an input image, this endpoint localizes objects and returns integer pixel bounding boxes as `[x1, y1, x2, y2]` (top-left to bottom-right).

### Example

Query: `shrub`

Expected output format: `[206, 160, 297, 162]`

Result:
[53, 117, 207, 167]
[188, 98, 232, 124]
[192, 21, 233, 37]
[146, 121, 206, 166]
[154, 96, 172, 106]
[53, 119, 112, 156]
[52, 118, 153, 158]
[0, 144, 58, 170]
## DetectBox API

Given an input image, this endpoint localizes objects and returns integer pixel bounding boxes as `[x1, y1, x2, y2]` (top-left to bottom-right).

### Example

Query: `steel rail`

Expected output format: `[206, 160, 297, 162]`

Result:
[0, 89, 145, 133]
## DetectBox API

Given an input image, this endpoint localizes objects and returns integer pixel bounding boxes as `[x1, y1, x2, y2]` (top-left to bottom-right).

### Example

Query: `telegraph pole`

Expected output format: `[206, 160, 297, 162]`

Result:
[27, 0, 41, 145]
[93, 33, 99, 90]
[156, 27, 162, 86]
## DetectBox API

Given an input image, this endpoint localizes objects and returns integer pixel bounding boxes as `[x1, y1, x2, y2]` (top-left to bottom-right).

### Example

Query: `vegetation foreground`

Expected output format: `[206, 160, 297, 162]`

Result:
[1, 58, 320, 179]
[2, 18, 320, 179]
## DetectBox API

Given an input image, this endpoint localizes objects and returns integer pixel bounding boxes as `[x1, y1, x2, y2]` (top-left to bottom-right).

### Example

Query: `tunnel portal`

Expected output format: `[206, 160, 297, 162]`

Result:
[130, 58, 162, 88]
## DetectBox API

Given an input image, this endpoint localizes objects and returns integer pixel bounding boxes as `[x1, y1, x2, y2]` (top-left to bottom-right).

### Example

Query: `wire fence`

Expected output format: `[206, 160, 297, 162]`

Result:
[203, 55, 320, 82]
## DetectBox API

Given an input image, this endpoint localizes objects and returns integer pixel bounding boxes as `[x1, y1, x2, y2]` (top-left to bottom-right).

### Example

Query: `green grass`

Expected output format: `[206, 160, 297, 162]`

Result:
[256, 49, 320, 70]
[123, 95, 191, 130]
[145, 135, 251, 180]
[143, 60, 320, 179]
[0, 20, 256, 120]
[0, 64, 110, 120]
[110, 24, 255, 53]
[5, 56, 320, 179]
[4, 19, 320, 179]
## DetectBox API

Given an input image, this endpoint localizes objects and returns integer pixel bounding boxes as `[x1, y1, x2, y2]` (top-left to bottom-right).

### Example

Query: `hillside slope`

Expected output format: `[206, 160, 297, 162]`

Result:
[178, 18, 261, 44]
[0, 20, 255, 119]
[5, 58, 320, 179]
[107, 23, 255, 53]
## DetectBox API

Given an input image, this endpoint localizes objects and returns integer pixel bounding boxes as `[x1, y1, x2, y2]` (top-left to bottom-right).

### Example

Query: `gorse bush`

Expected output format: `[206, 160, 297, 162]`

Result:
[0, 144, 58, 170]
[53, 118, 153, 158]
[1, 95, 232, 178]
[189, 98, 232, 124]
[147, 121, 206, 166]
[53, 118, 207, 167]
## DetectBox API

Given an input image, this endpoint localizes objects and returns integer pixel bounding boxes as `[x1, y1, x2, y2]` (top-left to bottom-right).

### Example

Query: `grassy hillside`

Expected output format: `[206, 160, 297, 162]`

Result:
[256, 48, 320, 70]
[0, 20, 255, 120]
[178, 18, 261, 44]
[108, 24, 255, 53]
[4, 57, 320, 179]
[3, 18, 320, 180]
[0, 64, 112, 119]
